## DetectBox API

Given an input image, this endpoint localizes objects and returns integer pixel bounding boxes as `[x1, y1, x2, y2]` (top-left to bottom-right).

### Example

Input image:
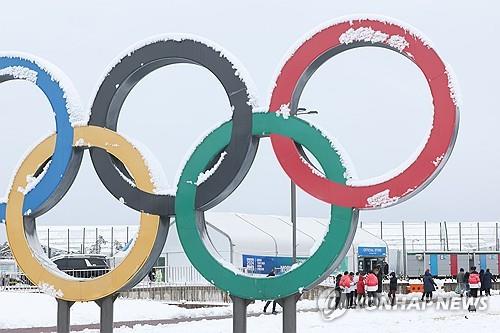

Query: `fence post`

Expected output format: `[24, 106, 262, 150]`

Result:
[459, 222, 462, 251]
[439, 222, 442, 250]
[477, 222, 480, 251]
[496, 222, 499, 251]
[424, 221, 427, 251]
[402, 221, 406, 276]
[111, 227, 114, 257]
[47, 228, 50, 258]
[444, 221, 449, 251]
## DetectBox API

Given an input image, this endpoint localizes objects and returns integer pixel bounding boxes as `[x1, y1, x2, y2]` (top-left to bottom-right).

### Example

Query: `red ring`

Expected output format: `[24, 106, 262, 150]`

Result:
[269, 18, 458, 209]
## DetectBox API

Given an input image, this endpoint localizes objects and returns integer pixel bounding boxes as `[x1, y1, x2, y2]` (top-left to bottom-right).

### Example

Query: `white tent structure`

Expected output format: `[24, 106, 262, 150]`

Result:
[163, 212, 388, 274]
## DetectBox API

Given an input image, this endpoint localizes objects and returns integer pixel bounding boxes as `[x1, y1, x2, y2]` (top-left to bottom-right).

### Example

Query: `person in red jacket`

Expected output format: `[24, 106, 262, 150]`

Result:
[356, 272, 366, 307]
[468, 266, 481, 298]
[339, 271, 351, 308]
[365, 270, 379, 306]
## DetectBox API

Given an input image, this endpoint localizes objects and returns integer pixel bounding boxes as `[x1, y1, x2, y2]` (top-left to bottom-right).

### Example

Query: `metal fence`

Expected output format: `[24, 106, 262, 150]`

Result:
[25, 222, 500, 260]
[360, 221, 500, 252]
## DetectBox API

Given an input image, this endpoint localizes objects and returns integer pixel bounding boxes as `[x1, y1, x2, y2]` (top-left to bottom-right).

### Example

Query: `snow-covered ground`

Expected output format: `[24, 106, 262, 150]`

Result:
[1, 291, 500, 332]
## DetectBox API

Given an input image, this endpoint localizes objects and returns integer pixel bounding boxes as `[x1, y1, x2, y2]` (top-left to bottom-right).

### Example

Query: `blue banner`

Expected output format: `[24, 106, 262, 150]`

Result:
[357, 246, 386, 257]
[242, 254, 301, 274]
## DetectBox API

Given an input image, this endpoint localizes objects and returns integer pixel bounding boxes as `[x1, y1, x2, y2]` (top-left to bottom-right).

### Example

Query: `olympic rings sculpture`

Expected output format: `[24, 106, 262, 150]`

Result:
[0, 17, 459, 302]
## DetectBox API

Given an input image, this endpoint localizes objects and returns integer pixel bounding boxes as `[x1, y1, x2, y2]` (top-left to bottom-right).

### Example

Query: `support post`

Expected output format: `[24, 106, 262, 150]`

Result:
[291, 181, 297, 264]
[277, 293, 301, 333]
[380, 221, 383, 239]
[230, 296, 252, 333]
[57, 299, 74, 333]
[95, 294, 118, 333]
[67, 228, 70, 254]
[82, 227, 86, 254]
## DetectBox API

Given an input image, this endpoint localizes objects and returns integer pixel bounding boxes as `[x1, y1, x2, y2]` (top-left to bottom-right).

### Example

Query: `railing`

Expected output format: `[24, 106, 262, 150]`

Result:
[1, 265, 343, 293]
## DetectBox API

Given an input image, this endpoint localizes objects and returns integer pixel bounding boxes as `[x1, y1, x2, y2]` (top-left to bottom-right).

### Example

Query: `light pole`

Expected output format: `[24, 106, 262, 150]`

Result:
[291, 108, 318, 264]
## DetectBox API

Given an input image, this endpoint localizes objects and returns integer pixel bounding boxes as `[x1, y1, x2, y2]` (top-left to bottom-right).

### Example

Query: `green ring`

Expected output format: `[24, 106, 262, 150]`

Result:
[175, 112, 358, 300]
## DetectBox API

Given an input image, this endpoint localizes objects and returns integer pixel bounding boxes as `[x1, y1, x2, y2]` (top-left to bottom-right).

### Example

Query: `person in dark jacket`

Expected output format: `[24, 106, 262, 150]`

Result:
[479, 269, 485, 296]
[375, 265, 383, 293]
[334, 273, 343, 309]
[388, 272, 397, 306]
[421, 269, 437, 302]
[464, 270, 470, 296]
[148, 268, 156, 284]
[263, 269, 278, 314]
[482, 268, 495, 296]
[456, 268, 466, 297]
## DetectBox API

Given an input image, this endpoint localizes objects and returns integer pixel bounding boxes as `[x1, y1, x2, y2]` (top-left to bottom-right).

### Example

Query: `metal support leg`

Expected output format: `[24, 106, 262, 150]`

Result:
[56, 298, 74, 333]
[230, 296, 253, 333]
[277, 293, 301, 333]
[95, 294, 118, 333]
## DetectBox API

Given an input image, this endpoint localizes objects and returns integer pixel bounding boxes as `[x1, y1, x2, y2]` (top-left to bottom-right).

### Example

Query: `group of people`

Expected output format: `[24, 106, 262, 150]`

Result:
[262, 264, 497, 313]
[456, 267, 496, 297]
[334, 264, 396, 308]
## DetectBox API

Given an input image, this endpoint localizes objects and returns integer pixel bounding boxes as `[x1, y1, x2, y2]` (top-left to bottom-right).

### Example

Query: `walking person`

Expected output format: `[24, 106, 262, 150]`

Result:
[421, 269, 437, 302]
[479, 269, 485, 296]
[456, 268, 466, 297]
[482, 268, 495, 296]
[388, 272, 398, 306]
[263, 268, 278, 314]
[365, 270, 379, 306]
[468, 267, 480, 298]
[356, 272, 366, 307]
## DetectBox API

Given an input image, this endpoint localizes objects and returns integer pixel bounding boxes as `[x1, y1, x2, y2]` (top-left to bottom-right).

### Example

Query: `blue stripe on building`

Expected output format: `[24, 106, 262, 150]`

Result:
[430, 254, 438, 276]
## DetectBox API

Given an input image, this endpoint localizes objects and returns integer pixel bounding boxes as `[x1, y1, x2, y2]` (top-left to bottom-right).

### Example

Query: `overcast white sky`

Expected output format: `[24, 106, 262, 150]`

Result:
[0, 0, 499, 242]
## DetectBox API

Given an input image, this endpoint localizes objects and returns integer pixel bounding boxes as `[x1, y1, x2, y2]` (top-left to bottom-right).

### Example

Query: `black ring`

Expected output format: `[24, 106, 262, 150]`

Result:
[89, 38, 257, 216]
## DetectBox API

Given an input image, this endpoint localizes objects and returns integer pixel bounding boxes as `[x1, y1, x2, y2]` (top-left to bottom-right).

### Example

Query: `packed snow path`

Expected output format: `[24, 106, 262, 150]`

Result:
[1, 292, 500, 332]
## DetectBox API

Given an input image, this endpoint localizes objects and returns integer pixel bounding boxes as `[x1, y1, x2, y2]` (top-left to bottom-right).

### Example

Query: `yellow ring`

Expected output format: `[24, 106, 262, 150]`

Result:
[5, 126, 160, 301]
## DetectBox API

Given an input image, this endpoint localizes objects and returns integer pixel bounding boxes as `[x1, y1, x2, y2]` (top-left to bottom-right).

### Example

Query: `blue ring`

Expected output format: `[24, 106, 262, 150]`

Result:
[0, 55, 75, 222]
